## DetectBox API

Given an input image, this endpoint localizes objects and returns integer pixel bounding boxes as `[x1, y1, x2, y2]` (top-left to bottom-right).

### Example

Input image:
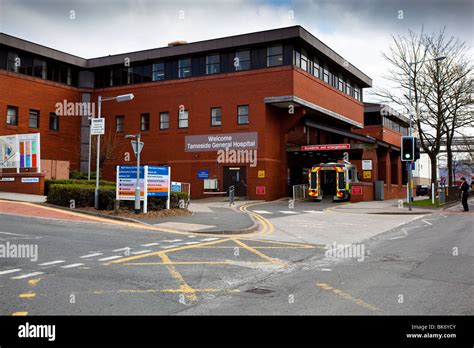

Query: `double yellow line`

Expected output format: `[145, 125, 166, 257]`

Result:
[239, 202, 274, 236]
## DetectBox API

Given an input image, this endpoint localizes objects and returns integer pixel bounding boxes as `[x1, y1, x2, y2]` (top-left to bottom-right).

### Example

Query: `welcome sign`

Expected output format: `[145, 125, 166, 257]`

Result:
[185, 132, 258, 152]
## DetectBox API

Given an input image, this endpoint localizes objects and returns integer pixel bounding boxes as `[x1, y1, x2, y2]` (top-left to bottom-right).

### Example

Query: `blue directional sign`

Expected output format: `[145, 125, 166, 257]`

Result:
[197, 170, 209, 179]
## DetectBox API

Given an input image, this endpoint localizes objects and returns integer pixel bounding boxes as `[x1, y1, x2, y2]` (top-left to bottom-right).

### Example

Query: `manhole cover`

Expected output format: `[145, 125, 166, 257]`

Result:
[245, 288, 274, 294]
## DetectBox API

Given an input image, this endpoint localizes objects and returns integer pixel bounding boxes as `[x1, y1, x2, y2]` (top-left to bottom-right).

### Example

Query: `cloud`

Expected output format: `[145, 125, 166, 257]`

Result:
[0, 0, 472, 103]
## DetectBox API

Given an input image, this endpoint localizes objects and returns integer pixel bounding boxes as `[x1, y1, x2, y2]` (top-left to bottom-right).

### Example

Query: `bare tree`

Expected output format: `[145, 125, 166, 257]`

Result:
[373, 27, 472, 184]
[91, 131, 126, 175]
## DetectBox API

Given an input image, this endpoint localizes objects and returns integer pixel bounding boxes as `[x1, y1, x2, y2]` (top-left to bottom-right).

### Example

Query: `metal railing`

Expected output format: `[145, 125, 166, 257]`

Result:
[292, 184, 308, 201]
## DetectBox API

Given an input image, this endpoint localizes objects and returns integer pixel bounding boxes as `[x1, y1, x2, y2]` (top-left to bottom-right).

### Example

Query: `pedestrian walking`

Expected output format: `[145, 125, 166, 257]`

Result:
[459, 177, 470, 212]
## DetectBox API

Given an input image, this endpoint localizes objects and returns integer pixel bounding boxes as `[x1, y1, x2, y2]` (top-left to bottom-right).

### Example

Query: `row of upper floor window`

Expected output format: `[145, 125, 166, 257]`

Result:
[364, 112, 408, 135]
[4, 105, 59, 131]
[93, 43, 364, 102]
[0, 45, 79, 86]
[116, 105, 250, 133]
[0, 42, 363, 102]
[293, 48, 362, 101]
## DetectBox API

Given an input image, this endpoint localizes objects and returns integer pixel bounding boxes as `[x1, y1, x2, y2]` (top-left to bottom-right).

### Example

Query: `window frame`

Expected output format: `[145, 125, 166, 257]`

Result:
[159, 112, 169, 130]
[237, 105, 249, 125]
[6, 106, 18, 126]
[49, 112, 59, 131]
[178, 109, 189, 129]
[210, 107, 222, 127]
[115, 115, 125, 133]
[206, 54, 220, 75]
[235, 49, 251, 71]
[152, 62, 165, 81]
[267, 45, 283, 67]
[29, 109, 40, 129]
[178, 58, 192, 78]
[140, 113, 150, 132]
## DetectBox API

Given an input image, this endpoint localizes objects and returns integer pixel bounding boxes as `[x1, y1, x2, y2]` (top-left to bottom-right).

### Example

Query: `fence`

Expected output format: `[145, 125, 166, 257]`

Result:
[432, 184, 463, 206]
[292, 184, 308, 201]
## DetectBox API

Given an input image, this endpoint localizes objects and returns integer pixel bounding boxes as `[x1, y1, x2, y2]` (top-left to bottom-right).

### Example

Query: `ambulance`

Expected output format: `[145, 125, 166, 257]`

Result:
[308, 162, 359, 201]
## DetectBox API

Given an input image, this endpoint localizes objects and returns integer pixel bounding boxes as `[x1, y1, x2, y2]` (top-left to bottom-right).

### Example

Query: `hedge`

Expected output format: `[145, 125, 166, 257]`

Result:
[46, 184, 116, 210]
[47, 183, 189, 211]
[44, 179, 115, 196]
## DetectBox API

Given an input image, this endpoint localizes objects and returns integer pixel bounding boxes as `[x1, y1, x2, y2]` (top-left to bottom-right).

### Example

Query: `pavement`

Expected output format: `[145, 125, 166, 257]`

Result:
[136, 197, 257, 233]
[0, 194, 471, 315]
[0, 191, 46, 203]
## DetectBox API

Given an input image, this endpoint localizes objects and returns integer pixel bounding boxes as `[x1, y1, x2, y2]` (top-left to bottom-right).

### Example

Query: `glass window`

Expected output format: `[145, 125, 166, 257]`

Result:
[142, 65, 152, 83]
[29, 109, 39, 128]
[235, 50, 250, 71]
[323, 65, 329, 83]
[345, 79, 352, 96]
[140, 113, 150, 131]
[178, 58, 191, 78]
[354, 85, 361, 101]
[116, 115, 124, 133]
[294, 50, 301, 68]
[267, 45, 283, 67]
[338, 74, 345, 92]
[300, 49, 308, 72]
[160, 112, 169, 130]
[178, 109, 188, 128]
[7, 52, 19, 72]
[33, 59, 47, 79]
[49, 112, 59, 131]
[6, 106, 18, 126]
[206, 54, 220, 75]
[237, 105, 249, 125]
[152, 62, 165, 81]
[211, 107, 222, 126]
[313, 59, 320, 79]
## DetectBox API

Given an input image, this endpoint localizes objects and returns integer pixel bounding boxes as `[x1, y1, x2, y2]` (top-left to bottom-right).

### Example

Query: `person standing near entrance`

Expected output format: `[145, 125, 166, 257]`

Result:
[459, 177, 470, 212]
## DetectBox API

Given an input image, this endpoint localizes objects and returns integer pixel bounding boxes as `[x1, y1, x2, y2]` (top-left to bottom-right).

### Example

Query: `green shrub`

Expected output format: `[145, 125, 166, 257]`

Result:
[69, 170, 96, 180]
[44, 179, 115, 196]
[46, 184, 116, 210]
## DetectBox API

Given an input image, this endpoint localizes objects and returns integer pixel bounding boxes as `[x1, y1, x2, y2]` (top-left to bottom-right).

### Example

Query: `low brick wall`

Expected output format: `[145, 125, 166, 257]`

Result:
[350, 182, 374, 203]
[0, 173, 45, 195]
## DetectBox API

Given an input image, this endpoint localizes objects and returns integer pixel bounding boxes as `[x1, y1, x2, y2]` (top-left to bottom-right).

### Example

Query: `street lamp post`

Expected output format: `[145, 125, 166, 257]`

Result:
[94, 93, 134, 210]
[406, 56, 446, 211]
[125, 134, 142, 214]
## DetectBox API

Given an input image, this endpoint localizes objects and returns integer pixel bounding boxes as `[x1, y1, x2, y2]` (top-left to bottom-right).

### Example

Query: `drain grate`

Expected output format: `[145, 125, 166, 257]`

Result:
[245, 288, 274, 295]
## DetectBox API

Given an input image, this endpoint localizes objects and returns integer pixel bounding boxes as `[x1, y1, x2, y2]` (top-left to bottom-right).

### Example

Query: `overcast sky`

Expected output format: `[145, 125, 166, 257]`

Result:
[0, 0, 473, 102]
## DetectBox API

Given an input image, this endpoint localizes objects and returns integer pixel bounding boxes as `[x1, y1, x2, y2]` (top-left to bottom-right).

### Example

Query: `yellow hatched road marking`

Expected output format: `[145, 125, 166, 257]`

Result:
[158, 252, 197, 302]
[19, 293, 36, 298]
[232, 238, 286, 266]
[12, 312, 28, 316]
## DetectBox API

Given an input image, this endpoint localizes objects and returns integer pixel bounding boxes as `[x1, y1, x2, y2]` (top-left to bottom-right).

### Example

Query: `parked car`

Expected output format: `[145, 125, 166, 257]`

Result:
[416, 185, 429, 196]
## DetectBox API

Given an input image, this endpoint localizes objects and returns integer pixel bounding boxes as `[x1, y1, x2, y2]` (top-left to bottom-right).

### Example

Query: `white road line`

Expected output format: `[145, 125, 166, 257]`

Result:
[61, 263, 84, 269]
[131, 250, 152, 255]
[321, 268, 332, 272]
[200, 238, 219, 241]
[113, 247, 130, 252]
[253, 210, 272, 214]
[278, 211, 299, 214]
[39, 260, 65, 266]
[98, 255, 122, 261]
[0, 231, 30, 236]
[422, 219, 433, 226]
[140, 243, 159, 247]
[303, 210, 323, 214]
[389, 236, 406, 240]
[161, 245, 178, 249]
[187, 235, 196, 238]
[183, 242, 200, 245]
[162, 239, 182, 243]
[80, 253, 103, 259]
[0, 268, 21, 275]
[11, 271, 44, 279]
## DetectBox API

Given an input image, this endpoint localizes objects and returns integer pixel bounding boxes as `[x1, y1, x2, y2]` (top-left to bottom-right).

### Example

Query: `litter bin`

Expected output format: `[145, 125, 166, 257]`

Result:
[374, 181, 384, 201]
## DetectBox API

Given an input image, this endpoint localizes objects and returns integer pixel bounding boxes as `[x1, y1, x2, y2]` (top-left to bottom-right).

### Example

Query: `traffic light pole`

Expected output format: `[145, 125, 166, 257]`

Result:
[407, 63, 414, 212]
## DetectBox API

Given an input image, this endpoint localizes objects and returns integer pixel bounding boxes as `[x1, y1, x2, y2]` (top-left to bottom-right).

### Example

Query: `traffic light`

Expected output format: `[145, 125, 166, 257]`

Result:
[414, 138, 421, 160]
[401, 136, 415, 161]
